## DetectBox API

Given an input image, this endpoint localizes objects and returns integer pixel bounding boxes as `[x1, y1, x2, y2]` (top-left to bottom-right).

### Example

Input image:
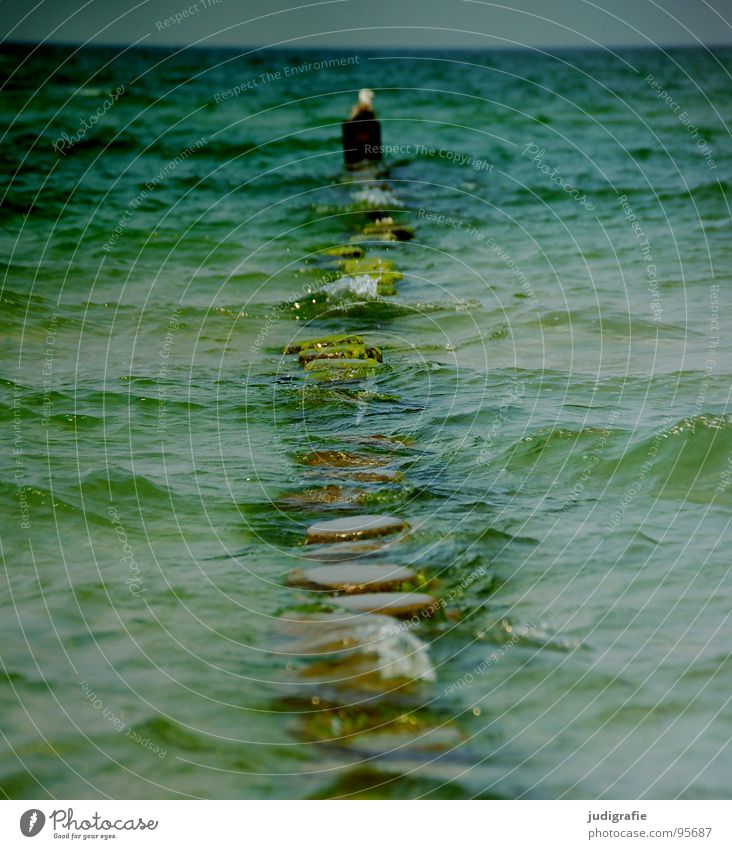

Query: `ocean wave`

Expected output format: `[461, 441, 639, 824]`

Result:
[492, 414, 732, 505]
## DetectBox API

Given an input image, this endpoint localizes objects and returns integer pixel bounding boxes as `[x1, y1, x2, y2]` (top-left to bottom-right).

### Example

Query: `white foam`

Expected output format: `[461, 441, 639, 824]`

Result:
[281, 613, 436, 682]
[372, 620, 437, 682]
[351, 188, 404, 208]
[324, 274, 380, 298]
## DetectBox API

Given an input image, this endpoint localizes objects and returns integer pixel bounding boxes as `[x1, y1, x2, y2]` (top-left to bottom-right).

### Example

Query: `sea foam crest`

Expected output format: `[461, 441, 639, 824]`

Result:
[351, 187, 404, 208]
[324, 274, 380, 298]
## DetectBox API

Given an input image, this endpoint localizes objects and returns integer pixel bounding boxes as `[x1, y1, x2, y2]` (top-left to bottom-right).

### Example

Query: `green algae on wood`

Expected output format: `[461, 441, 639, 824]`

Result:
[360, 217, 415, 241]
[283, 333, 364, 355]
[366, 346, 383, 362]
[303, 357, 381, 371]
[339, 258, 403, 293]
[322, 245, 365, 258]
[339, 257, 401, 276]
[306, 514, 407, 544]
[297, 344, 382, 366]
[298, 345, 367, 366]
[277, 485, 361, 508]
[300, 450, 389, 468]
[304, 357, 382, 382]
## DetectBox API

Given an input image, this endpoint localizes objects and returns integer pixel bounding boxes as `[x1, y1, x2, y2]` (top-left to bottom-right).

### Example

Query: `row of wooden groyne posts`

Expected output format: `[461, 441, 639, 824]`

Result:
[271, 167, 475, 794]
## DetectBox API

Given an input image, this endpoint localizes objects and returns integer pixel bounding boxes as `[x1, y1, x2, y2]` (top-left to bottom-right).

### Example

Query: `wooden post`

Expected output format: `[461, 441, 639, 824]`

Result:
[342, 89, 382, 167]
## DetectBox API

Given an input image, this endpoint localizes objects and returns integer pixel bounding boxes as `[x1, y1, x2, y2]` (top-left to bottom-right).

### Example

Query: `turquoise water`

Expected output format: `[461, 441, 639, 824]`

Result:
[1, 44, 732, 799]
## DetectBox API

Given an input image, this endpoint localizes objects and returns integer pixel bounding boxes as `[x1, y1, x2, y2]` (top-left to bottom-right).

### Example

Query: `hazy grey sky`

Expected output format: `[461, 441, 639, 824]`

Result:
[3, 0, 732, 49]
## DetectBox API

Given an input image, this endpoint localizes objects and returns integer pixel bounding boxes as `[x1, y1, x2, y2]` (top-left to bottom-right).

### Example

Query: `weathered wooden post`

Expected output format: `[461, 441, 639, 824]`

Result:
[342, 88, 382, 168]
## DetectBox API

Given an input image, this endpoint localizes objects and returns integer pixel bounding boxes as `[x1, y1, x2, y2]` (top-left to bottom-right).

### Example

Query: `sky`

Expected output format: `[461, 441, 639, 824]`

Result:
[2, 0, 732, 49]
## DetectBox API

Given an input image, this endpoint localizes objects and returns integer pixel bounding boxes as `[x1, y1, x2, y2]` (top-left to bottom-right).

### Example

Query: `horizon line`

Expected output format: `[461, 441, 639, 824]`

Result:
[3, 39, 732, 52]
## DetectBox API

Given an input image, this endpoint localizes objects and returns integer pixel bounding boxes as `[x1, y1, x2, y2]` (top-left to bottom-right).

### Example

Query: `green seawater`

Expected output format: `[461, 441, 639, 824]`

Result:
[1, 44, 732, 799]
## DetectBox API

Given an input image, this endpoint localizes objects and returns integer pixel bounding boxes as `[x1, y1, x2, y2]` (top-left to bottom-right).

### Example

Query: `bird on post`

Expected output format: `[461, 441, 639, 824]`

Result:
[342, 88, 382, 168]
